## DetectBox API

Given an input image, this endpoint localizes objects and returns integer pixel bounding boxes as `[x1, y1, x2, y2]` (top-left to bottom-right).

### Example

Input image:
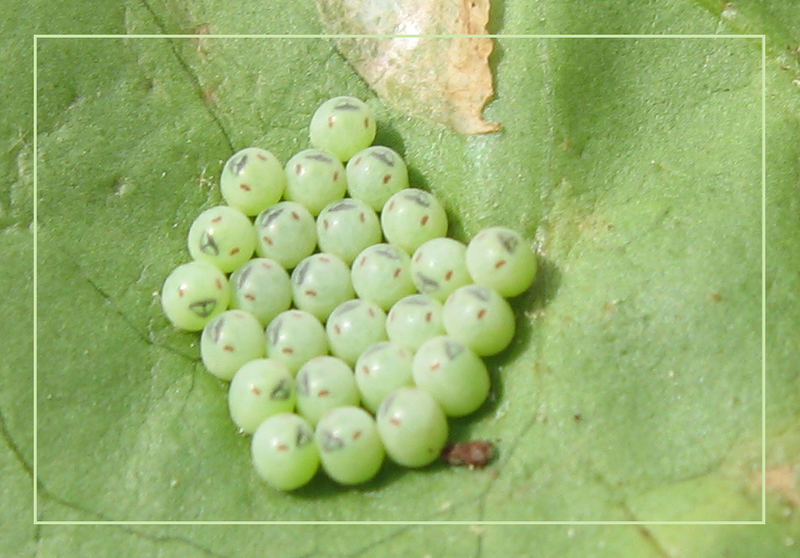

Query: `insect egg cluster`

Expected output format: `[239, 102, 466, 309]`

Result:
[160, 96, 538, 491]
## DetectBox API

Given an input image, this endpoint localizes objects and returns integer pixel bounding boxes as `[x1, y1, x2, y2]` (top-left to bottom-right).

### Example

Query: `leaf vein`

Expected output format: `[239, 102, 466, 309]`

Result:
[137, 0, 235, 153]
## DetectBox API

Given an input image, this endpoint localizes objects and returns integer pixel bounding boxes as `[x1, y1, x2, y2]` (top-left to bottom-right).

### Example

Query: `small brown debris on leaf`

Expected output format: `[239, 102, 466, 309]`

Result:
[442, 440, 495, 468]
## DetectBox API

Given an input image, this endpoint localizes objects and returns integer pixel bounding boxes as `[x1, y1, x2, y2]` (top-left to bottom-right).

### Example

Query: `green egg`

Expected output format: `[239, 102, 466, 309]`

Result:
[251, 413, 319, 491]
[381, 188, 448, 254]
[265, 310, 329, 376]
[291, 253, 355, 322]
[316, 198, 382, 265]
[254, 201, 317, 269]
[376, 387, 448, 468]
[325, 299, 388, 366]
[442, 285, 515, 356]
[466, 226, 537, 297]
[346, 146, 409, 211]
[309, 96, 377, 162]
[187, 205, 256, 273]
[412, 336, 490, 417]
[161, 261, 230, 331]
[229, 258, 292, 326]
[411, 237, 472, 302]
[354, 341, 414, 413]
[351, 243, 416, 311]
[201, 310, 265, 381]
[295, 356, 360, 426]
[284, 149, 347, 216]
[385, 294, 445, 352]
[228, 358, 296, 434]
[220, 147, 286, 216]
[315, 406, 385, 485]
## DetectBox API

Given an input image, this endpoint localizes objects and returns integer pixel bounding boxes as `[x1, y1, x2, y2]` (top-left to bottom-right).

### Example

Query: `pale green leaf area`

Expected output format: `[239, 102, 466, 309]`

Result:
[3, 0, 799, 556]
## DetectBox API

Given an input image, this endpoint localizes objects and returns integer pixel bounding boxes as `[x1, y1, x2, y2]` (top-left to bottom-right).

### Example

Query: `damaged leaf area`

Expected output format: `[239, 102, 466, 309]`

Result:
[316, 0, 501, 134]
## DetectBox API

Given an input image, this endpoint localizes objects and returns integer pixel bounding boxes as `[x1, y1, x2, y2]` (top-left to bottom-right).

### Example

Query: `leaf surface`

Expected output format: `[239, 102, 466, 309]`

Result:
[3, 0, 799, 556]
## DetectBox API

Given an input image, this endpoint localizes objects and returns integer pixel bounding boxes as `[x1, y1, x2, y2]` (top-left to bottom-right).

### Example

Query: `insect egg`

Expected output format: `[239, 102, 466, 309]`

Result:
[187, 205, 256, 273]
[228, 358, 296, 434]
[200, 309, 265, 381]
[309, 96, 377, 162]
[314, 406, 385, 485]
[284, 149, 347, 216]
[220, 147, 286, 216]
[466, 226, 537, 297]
[160, 261, 230, 331]
[251, 413, 319, 491]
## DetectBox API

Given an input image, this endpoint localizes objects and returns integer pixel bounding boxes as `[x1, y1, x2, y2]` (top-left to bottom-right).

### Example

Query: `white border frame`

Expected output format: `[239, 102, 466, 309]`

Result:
[32, 33, 767, 526]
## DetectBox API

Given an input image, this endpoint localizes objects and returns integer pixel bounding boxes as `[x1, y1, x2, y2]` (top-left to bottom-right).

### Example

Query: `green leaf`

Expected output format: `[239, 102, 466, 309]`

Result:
[4, 0, 799, 556]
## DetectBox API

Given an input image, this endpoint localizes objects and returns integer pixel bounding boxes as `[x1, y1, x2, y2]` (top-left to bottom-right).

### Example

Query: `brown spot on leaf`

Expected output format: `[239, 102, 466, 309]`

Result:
[753, 465, 800, 507]
[603, 300, 621, 316]
[191, 24, 213, 54]
[201, 87, 218, 107]
[442, 440, 495, 468]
